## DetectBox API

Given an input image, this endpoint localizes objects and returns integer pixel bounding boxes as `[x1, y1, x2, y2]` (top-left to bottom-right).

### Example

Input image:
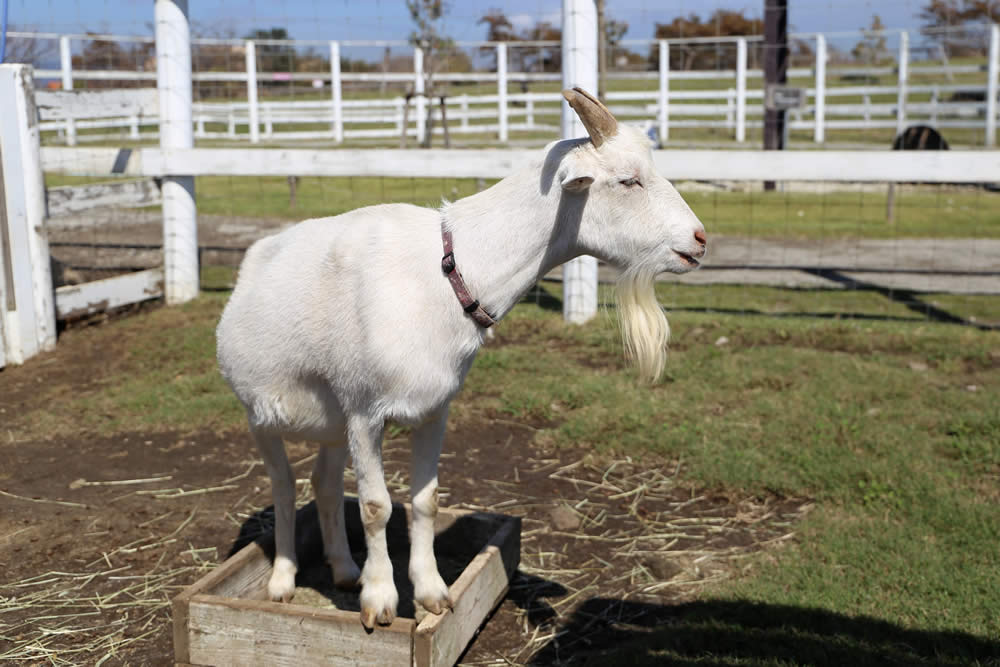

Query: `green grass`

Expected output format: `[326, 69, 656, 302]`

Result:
[6, 271, 999, 663]
[11, 271, 1000, 663]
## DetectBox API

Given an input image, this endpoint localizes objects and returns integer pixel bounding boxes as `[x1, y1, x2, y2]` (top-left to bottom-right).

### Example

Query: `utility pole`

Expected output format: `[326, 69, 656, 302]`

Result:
[596, 0, 606, 99]
[763, 0, 788, 191]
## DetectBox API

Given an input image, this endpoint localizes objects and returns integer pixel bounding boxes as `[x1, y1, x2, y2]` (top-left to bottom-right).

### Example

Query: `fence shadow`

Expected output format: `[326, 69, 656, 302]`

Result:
[526, 597, 1000, 666]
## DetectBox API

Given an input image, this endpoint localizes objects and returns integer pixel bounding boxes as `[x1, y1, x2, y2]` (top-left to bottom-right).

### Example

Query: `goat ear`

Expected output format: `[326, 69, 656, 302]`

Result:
[562, 87, 618, 148]
[561, 173, 594, 193]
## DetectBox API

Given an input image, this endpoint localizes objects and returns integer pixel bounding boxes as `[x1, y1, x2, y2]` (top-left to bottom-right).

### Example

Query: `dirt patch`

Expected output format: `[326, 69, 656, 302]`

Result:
[1, 318, 808, 664]
[0, 417, 807, 665]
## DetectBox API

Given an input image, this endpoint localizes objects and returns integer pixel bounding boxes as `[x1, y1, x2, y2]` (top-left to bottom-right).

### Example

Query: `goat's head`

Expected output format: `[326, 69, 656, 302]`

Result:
[552, 87, 708, 383]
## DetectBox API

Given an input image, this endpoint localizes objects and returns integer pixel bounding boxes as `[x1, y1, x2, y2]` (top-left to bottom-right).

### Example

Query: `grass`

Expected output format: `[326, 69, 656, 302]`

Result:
[43, 171, 1000, 240]
[5, 269, 998, 666]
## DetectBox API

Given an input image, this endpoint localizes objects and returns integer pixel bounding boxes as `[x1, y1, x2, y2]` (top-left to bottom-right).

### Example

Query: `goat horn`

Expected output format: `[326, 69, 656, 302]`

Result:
[561, 87, 618, 148]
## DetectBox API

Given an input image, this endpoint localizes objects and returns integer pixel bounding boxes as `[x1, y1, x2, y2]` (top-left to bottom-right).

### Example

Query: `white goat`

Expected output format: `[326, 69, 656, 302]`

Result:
[216, 88, 706, 629]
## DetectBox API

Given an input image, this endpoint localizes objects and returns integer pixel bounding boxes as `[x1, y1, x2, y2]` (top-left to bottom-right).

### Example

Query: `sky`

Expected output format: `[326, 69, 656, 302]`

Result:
[7, 0, 930, 43]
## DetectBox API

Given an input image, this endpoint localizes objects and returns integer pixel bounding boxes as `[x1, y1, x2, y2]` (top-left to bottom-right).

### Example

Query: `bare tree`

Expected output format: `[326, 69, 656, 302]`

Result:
[407, 0, 453, 148]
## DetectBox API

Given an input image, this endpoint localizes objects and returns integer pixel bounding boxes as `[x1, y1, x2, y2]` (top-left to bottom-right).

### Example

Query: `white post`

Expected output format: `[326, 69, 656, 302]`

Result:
[726, 89, 735, 129]
[986, 25, 999, 146]
[245, 40, 260, 144]
[931, 85, 940, 126]
[155, 0, 198, 304]
[59, 36, 76, 146]
[130, 114, 140, 139]
[414, 47, 426, 144]
[560, 0, 599, 325]
[0, 65, 57, 365]
[814, 33, 826, 143]
[460, 95, 469, 130]
[658, 40, 669, 144]
[896, 30, 909, 138]
[497, 43, 509, 142]
[526, 97, 535, 128]
[227, 110, 235, 138]
[736, 37, 747, 142]
[330, 41, 344, 143]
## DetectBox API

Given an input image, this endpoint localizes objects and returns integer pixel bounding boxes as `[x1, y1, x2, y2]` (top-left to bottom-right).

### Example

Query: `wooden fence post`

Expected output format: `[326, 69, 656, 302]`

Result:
[658, 40, 669, 144]
[59, 36, 77, 145]
[497, 43, 509, 142]
[814, 33, 826, 143]
[245, 40, 260, 144]
[736, 37, 747, 142]
[986, 24, 999, 147]
[414, 47, 426, 145]
[560, 0, 599, 325]
[896, 31, 909, 138]
[330, 41, 344, 143]
[155, 0, 199, 304]
[0, 64, 57, 366]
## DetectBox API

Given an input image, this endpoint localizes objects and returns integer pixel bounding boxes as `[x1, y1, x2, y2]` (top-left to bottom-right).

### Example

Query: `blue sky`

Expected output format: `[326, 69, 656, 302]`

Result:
[8, 0, 928, 42]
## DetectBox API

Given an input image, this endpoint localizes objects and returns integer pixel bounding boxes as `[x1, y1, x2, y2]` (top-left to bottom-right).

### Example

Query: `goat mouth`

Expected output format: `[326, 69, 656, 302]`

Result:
[674, 251, 700, 267]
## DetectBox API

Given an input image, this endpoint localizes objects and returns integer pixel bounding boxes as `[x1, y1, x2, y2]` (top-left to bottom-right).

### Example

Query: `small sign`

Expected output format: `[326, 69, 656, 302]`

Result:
[766, 85, 805, 111]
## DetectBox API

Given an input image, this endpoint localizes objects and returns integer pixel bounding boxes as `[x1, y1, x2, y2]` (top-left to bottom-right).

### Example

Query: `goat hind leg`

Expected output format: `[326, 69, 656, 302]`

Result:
[348, 414, 398, 629]
[311, 443, 361, 589]
[409, 408, 452, 615]
[251, 428, 298, 602]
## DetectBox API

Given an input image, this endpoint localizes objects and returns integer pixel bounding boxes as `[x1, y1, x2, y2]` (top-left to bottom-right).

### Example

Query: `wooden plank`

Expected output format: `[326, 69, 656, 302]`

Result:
[35, 89, 158, 120]
[415, 516, 521, 667]
[185, 595, 413, 667]
[47, 178, 161, 216]
[0, 64, 56, 365]
[41, 146, 146, 176]
[40, 146, 1000, 183]
[55, 267, 163, 320]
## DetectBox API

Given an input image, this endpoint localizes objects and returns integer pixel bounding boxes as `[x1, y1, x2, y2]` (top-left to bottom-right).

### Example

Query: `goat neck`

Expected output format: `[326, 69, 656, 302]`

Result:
[440, 158, 577, 322]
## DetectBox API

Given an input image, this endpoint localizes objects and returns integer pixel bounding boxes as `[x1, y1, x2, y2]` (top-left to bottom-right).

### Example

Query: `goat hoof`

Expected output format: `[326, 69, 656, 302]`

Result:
[359, 579, 399, 629]
[414, 572, 452, 615]
[267, 563, 297, 603]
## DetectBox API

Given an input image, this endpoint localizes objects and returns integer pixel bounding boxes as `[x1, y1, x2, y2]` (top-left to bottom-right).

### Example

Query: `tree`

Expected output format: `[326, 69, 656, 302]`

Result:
[407, 0, 454, 147]
[2, 26, 57, 68]
[650, 10, 763, 70]
[852, 15, 889, 65]
[72, 34, 153, 88]
[919, 0, 999, 55]
[477, 9, 561, 73]
[244, 27, 296, 76]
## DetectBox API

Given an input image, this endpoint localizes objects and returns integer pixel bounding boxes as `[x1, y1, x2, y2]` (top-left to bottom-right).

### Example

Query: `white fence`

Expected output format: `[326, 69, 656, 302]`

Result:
[10, 25, 1000, 147]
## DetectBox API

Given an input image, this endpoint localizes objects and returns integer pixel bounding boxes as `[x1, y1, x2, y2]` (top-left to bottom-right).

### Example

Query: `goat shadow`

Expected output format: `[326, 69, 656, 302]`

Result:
[224, 505, 999, 665]
[227, 498, 542, 621]
[525, 596, 1000, 666]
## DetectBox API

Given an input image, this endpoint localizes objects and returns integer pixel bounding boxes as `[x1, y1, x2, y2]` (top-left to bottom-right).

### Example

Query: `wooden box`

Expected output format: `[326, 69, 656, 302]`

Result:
[173, 498, 520, 667]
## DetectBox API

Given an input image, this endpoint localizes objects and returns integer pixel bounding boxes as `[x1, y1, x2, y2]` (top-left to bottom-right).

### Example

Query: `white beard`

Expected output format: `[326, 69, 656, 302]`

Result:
[616, 269, 669, 383]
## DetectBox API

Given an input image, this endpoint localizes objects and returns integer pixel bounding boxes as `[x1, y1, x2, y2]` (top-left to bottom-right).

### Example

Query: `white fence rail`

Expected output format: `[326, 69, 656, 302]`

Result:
[40, 145, 1000, 183]
[12, 26, 1000, 147]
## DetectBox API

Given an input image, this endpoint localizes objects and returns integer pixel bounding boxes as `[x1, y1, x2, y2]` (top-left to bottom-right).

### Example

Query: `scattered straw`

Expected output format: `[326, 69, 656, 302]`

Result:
[0, 489, 87, 509]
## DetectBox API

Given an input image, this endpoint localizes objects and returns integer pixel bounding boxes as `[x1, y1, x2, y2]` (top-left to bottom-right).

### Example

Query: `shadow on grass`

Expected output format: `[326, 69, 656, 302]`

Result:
[527, 597, 1000, 666]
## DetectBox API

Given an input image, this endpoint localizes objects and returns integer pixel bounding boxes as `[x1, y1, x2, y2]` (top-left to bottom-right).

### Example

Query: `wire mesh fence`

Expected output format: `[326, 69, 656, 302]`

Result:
[9, 20, 1000, 150]
[39, 170, 999, 328]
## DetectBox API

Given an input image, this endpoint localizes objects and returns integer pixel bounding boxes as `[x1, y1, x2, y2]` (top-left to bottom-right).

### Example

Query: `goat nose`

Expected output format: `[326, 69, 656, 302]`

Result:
[694, 230, 707, 247]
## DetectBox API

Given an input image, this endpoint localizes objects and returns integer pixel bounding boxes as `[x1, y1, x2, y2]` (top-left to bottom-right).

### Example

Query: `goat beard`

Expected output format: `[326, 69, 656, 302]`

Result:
[616, 269, 669, 384]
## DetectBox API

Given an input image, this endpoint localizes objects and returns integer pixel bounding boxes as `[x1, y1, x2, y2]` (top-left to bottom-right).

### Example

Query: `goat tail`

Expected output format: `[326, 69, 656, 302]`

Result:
[615, 269, 669, 384]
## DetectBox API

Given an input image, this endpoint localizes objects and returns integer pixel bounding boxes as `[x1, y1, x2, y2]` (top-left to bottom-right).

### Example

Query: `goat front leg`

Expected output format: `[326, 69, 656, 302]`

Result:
[311, 442, 361, 589]
[347, 414, 398, 629]
[251, 428, 298, 602]
[409, 407, 453, 615]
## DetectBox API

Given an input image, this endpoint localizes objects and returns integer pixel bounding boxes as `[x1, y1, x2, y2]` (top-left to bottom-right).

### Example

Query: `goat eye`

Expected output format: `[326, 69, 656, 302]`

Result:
[621, 177, 641, 188]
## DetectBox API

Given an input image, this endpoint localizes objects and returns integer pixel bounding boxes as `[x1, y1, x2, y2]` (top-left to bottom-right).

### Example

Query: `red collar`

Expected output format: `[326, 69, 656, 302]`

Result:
[441, 226, 497, 328]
